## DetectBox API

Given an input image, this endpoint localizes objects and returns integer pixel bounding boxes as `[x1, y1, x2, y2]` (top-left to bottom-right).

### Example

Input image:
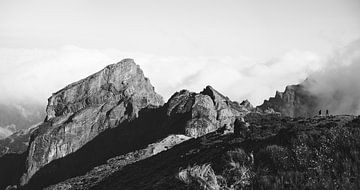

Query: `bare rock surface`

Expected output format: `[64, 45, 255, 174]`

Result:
[20, 59, 164, 185]
[257, 84, 318, 117]
[239, 99, 254, 111]
[164, 86, 250, 138]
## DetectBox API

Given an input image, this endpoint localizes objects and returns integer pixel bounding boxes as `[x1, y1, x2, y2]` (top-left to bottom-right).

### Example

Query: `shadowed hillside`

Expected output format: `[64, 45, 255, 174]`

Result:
[86, 114, 360, 190]
[21, 107, 171, 190]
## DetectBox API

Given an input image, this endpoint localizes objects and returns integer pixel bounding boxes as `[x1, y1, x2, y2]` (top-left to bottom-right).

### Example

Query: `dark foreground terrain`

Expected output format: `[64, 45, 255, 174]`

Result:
[43, 114, 360, 190]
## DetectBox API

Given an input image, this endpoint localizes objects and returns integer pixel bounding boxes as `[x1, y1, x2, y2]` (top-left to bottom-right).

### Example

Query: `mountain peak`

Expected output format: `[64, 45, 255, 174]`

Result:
[164, 86, 250, 138]
[46, 58, 163, 120]
[240, 99, 254, 110]
[21, 59, 164, 185]
[257, 83, 318, 117]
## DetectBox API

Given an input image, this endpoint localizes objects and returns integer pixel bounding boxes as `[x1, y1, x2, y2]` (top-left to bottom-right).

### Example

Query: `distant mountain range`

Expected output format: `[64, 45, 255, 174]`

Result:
[0, 102, 45, 139]
[0, 59, 359, 190]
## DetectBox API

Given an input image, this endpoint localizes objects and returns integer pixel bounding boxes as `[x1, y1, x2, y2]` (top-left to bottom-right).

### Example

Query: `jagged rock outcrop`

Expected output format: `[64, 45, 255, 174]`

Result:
[164, 86, 249, 137]
[257, 84, 318, 117]
[239, 99, 254, 111]
[20, 59, 164, 185]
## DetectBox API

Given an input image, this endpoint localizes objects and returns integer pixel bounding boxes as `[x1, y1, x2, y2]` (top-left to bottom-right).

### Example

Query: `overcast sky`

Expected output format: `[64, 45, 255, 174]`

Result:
[0, 0, 359, 105]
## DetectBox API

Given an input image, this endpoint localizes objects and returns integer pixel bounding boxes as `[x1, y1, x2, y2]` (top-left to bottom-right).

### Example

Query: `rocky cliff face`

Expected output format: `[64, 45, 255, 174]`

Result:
[164, 86, 250, 137]
[20, 59, 164, 185]
[257, 83, 318, 117]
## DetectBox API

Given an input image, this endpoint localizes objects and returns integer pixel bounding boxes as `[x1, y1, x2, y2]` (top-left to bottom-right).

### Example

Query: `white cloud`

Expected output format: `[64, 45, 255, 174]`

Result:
[305, 39, 360, 115]
[0, 127, 13, 139]
[0, 46, 325, 106]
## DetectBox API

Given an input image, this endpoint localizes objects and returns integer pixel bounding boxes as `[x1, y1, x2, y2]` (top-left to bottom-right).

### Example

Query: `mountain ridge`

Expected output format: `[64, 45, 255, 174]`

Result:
[20, 59, 165, 186]
[0, 59, 358, 190]
[14, 59, 251, 189]
[257, 82, 319, 117]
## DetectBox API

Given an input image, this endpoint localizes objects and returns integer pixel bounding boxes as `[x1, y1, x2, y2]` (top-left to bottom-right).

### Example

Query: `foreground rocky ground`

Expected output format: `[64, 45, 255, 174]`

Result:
[1, 59, 359, 190]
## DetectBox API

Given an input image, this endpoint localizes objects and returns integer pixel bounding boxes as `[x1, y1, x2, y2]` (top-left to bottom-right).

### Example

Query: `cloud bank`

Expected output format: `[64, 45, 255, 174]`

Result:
[0, 46, 325, 106]
[305, 39, 360, 115]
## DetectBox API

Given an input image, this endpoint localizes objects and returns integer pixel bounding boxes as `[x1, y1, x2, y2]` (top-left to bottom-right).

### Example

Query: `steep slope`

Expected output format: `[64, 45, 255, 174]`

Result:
[257, 83, 319, 117]
[0, 124, 42, 190]
[69, 114, 358, 190]
[44, 134, 191, 190]
[19, 59, 164, 186]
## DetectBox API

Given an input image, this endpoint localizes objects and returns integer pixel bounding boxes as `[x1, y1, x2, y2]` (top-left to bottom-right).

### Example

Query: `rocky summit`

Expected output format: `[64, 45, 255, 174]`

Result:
[257, 83, 318, 117]
[1, 59, 359, 190]
[164, 86, 250, 137]
[19, 59, 164, 185]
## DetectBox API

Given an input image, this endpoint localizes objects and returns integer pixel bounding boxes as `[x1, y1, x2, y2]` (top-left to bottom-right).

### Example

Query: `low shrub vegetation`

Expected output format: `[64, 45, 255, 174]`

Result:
[178, 116, 360, 190]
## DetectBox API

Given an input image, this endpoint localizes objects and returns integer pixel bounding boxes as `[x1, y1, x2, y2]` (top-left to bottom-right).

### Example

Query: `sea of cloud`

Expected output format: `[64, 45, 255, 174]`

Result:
[0, 40, 359, 138]
[0, 45, 327, 107]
